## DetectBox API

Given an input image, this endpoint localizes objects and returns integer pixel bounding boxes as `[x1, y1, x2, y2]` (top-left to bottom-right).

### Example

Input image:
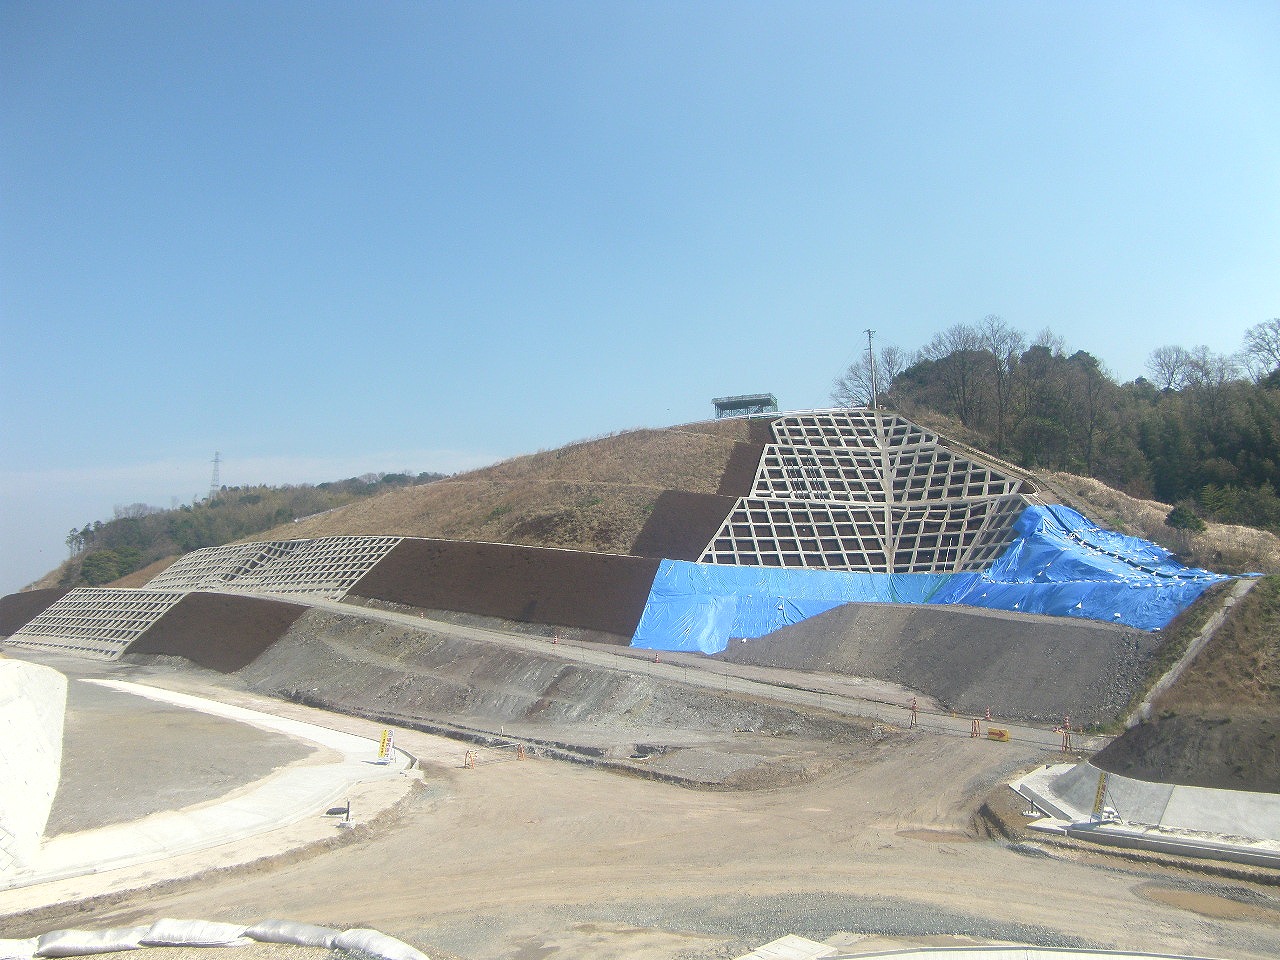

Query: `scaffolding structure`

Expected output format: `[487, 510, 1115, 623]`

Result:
[699, 411, 1027, 572]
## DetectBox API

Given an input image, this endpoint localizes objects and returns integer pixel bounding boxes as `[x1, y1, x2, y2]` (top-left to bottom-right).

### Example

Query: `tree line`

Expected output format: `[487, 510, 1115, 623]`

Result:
[63, 471, 445, 586]
[833, 317, 1280, 534]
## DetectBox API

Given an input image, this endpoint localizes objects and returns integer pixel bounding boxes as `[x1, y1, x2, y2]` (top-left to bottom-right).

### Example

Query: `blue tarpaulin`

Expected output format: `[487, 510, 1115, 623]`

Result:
[631, 563, 953, 654]
[630, 504, 1232, 653]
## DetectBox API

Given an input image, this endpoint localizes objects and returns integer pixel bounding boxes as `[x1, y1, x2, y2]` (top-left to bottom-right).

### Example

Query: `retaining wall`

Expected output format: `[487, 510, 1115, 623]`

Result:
[0, 660, 67, 874]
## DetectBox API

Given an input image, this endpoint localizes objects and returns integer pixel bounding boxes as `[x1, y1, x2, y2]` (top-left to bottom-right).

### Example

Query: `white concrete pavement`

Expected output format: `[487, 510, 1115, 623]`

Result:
[0, 679, 465, 917]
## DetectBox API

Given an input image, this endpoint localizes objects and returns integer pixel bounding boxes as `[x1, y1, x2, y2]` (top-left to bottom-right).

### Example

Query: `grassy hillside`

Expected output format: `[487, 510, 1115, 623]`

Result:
[251, 420, 755, 554]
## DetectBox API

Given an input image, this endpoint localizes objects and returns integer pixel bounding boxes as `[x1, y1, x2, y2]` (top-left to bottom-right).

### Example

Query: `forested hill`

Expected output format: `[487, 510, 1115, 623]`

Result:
[52, 471, 445, 588]
[838, 316, 1280, 536]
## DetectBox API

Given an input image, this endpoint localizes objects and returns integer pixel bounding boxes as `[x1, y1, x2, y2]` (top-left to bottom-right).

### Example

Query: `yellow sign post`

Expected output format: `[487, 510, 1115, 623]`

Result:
[377, 728, 394, 764]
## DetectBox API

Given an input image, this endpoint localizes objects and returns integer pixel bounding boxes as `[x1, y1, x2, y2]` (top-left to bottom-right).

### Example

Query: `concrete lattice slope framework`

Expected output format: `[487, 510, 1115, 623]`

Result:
[6, 537, 399, 661]
[145, 536, 402, 599]
[6, 589, 187, 659]
[700, 411, 1027, 571]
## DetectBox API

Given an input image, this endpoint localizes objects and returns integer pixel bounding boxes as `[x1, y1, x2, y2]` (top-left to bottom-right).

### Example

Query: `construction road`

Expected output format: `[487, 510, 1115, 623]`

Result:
[305, 597, 1109, 754]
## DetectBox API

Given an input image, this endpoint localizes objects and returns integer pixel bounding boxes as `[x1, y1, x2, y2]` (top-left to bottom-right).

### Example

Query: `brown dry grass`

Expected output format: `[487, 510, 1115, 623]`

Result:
[110, 555, 182, 588]
[1043, 472, 1280, 574]
[251, 424, 750, 553]
[23, 558, 74, 592]
[1156, 576, 1280, 716]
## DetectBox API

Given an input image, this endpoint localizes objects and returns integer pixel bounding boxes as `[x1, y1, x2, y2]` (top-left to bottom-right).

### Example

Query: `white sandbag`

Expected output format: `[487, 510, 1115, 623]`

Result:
[0, 939, 37, 960]
[244, 920, 339, 948]
[139, 919, 250, 947]
[334, 928, 429, 960]
[36, 926, 151, 957]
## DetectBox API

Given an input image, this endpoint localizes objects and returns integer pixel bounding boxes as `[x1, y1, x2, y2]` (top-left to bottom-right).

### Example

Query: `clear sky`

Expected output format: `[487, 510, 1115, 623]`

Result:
[2, 1, 1278, 594]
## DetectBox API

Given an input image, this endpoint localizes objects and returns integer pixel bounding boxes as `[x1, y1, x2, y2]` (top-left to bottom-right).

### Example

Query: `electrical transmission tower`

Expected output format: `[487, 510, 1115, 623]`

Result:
[209, 451, 221, 502]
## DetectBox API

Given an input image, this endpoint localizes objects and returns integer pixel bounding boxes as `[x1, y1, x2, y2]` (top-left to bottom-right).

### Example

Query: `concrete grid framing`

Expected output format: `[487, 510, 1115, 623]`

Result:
[6, 589, 187, 659]
[700, 411, 1028, 572]
[145, 535, 402, 599]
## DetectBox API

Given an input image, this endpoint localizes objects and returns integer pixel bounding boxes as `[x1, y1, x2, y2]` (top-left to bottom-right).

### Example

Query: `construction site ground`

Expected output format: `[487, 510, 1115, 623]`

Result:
[5, 607, 1280, 960]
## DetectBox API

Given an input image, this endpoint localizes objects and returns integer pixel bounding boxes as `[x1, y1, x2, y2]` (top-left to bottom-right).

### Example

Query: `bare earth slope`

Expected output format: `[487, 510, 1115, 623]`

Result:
[717, 603, 1152, 725]
[1094, 576, 1280, 791]
[231, 606, 881, 789]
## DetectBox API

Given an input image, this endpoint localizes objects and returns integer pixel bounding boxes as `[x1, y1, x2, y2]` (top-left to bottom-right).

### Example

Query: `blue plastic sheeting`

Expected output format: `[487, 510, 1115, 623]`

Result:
[630, 562, 954, 654]
[630, 504, 1231, 653]
[930, 505, 1228, 629]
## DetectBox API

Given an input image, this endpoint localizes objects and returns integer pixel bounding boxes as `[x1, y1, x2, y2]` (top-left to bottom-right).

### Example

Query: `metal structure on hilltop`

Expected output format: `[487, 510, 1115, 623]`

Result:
[712, 393, 779, 420]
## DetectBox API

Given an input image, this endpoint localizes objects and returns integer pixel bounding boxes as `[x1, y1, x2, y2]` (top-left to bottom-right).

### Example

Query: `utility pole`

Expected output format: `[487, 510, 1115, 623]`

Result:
[209, 451, 221, 502]
[865, 329, 878, 410]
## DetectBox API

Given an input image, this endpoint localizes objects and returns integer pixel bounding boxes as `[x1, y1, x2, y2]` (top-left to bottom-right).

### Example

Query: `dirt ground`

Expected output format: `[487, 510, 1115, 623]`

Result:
[12, 697, 1280, 960]
[44, 668, 318, 835]
[5, 648, 1280, 960]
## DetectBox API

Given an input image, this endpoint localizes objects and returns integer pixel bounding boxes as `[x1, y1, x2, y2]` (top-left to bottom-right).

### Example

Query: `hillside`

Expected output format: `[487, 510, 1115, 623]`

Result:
[248, 418, 766, 554]
[233, 416, 1280, 578]
[27, 471, 446, 592]
[1093, 576, 1280, 792]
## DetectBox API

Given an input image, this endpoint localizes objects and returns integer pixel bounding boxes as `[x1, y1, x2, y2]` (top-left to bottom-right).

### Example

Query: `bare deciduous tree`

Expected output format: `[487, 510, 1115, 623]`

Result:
[1242, 318, 1280, 382]
[831, 344, 908, 408]
[1146, 344, 1194, 391]
[978, 314, 1025, 454]
[920, 323, 987, 426]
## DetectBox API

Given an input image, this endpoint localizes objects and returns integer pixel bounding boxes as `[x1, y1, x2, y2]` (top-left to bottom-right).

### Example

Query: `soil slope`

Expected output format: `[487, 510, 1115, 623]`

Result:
[0, 586, 71, 635]
[231, 606, 880, 788]
[717, 602, 1152, 725]
[1094, 576, 1280, 791]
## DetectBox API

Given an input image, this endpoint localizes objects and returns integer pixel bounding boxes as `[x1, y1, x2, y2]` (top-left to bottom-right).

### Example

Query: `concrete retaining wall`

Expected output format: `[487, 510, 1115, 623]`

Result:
[0, 660, 68, 874]
[1022, 761, 1280, 842]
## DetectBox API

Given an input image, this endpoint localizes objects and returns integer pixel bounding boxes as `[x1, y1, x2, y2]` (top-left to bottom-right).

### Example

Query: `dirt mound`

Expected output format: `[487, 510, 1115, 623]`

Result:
[717, 602, 1152, 725]
[0, 586, 71, 636]
[1092, 715, 1280, 792]
[124, 592, 309, 672]
[349, 539, 660, 639]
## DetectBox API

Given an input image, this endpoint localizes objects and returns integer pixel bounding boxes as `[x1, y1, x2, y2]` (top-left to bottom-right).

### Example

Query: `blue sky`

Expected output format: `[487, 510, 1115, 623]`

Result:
[2, 1, 1278, 594]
